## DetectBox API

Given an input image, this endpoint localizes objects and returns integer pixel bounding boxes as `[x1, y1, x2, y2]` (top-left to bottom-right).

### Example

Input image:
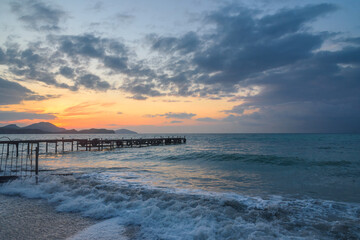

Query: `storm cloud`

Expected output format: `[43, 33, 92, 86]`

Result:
[143, 3, 360, 132]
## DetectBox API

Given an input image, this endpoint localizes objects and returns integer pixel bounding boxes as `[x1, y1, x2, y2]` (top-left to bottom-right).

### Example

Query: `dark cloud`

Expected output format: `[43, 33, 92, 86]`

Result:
[50, 34, 128, 62]
[222, 101, 360, 133]
[59, 66, 75, 79]
[192, 4, 335, 85]
[121, 82, 163, 100]
[77, 74, 111, 91]
[196, 117, 218, 122]
[220, 45, 360, 132]
[24, 94, 61, 101]
[258, 4, 337, 38]
[55, 34, 107, 59]
[0, 78, 33, 105]
[345, 37, 360, 45]
[128, 95, 148, 100]
[1, 44, 76, 90]
[0, 48, 6, 64]
[163, 112, 196, 119]
[103, 56, 128, 71]
[149, 32, 200, 54]
[1, 33, 155, 96]
[170, 120, 183, 124]
[0, 78, 59, 105]
[222, 104, 256, 115]
[0, 35, 119, 91]
[49, 33, 143, 80]
[142, 3, 360, 132]
[145, 4, 336, 90]
[0, 111, 55, 121]
[146, 112, 196, 119]
[123, 3, 338, 100]
[10, 0, 66, 31]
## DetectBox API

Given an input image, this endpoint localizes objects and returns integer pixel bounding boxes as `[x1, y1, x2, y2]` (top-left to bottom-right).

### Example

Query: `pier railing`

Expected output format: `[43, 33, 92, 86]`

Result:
[0, 137, 186, 181]
[0, 140, 39, 181]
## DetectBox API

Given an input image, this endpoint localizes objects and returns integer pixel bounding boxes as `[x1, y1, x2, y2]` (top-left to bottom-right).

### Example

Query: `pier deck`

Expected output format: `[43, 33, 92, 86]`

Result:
[0, 137, 186, 181]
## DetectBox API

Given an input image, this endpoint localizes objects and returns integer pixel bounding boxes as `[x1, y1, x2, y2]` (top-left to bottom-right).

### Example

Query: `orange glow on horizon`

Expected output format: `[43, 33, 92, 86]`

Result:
[1, 81, 241, 130]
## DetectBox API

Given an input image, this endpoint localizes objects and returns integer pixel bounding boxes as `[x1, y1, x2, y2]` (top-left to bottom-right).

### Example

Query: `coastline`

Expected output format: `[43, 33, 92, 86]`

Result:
[0, 194, 98, 240]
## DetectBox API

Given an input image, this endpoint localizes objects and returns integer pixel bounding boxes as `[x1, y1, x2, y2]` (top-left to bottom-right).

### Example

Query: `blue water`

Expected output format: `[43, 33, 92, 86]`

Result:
[1, 134, 360, 239]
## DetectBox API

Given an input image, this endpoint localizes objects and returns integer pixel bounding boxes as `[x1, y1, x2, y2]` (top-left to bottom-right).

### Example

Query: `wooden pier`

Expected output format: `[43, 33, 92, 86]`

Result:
[0, 137, 186, 181]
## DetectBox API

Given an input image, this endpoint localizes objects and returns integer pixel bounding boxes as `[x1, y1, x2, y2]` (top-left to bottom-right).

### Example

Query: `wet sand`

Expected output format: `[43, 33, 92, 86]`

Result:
[0, 194, 98, 240]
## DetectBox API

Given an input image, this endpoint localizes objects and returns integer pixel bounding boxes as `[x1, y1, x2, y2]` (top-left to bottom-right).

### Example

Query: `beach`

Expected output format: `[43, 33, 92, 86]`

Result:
[0, 194, 97, 240]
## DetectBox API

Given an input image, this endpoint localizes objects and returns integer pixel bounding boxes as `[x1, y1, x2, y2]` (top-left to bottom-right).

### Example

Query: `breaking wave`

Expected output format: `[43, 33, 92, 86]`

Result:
[1, 174, 359, 240]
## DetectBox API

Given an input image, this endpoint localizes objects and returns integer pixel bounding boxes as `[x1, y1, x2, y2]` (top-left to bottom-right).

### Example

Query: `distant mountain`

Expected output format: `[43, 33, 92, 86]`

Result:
[23, 122, 66, 133]
[115, 129, 137, 134]
[64, 129, 78, 134]
[78, 128, 115, 134]
[2, 124, 21, 129]
[0, 122, 117, 134]
[0, 127, 46, 134]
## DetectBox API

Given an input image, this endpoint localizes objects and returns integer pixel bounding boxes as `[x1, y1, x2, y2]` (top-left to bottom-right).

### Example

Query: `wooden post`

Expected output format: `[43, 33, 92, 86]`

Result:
[55, 142, 57, 154]
[35, 144, 39, 184]
[6, 143, 9, 157]
[76, 141, 79, 151]
[16, 143, 19, 157]
[71, 141, 74, 151]
[62, 138, 65, 152]
[46, 142, 48, 153]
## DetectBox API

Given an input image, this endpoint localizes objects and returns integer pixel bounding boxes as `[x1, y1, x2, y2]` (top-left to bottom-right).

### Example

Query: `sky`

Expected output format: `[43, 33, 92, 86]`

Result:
[0, 0, 359, 133]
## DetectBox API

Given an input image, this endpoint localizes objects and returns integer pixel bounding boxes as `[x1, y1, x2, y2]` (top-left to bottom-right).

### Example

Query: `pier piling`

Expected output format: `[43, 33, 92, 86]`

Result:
[0, 136, 186, 181]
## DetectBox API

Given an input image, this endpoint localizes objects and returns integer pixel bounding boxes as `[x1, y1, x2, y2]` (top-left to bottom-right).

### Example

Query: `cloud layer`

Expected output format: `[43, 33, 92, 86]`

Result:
[1, 2, 359, 132]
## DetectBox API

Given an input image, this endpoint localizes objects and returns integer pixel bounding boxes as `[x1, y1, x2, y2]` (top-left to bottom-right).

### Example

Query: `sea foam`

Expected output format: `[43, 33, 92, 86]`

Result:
[1, 173, 359, 240]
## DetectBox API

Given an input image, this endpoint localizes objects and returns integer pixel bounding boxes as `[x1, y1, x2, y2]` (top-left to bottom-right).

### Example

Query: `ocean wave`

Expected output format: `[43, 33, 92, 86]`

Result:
[164, 152, 300, 165]
[1, 174, 359, 239]
[162, 152, 354, 167]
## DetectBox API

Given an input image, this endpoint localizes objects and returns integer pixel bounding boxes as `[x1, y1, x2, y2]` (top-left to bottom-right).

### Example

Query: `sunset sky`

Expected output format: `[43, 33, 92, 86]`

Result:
[0, 0, 359, 133]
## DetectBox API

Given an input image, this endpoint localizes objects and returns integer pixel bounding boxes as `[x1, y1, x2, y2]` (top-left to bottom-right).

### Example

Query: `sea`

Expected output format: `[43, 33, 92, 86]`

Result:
[0, 133, 359, 239]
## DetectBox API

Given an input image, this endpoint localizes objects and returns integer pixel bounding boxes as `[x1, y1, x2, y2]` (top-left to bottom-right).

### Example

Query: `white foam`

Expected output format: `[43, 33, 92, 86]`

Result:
[67, 218, 126, 240]
[1, 174, 359, 239]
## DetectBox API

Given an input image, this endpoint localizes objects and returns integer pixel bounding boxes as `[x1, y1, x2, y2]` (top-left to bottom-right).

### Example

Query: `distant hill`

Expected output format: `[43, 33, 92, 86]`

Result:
[0, 122, 116, 134]
[115, 129, 138, 134]
[2, 124, 21, 129]
[0, 127, 46, 134]
[78, 128, 115, 134]
[23, 122, 66, 133]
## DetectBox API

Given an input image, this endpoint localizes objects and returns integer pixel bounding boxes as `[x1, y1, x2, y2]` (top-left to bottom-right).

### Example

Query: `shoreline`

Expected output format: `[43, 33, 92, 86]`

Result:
[0, 194, 98, 240]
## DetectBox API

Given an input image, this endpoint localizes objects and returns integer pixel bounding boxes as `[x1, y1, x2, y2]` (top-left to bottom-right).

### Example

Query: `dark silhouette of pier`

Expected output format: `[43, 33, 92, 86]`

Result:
[0, 137, 186, 182]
